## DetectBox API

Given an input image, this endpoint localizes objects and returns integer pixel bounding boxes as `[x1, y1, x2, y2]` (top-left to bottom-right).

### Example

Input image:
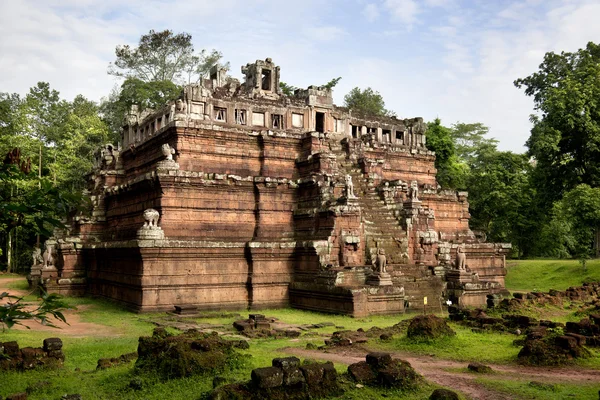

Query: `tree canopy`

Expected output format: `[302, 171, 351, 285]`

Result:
[515, 41, 600, 203]
[108, 29, 226, 85]
[343, 87, 396, 117]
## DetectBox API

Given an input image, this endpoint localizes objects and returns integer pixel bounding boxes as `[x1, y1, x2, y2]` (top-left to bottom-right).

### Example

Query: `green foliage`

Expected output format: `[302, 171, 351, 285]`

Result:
[323, 76, 342, 90]
[467, 150, 536, 256]
[279, 81, 297, 96]
[0, 162, 82, 237]
[0, 290, 69, 330]
[425, 119, 468, 189]
[100, 78, 181, 138]
[515, 42, 600, 203]
[344, 87, 396, 117]
[1, 83, 103, 271]
[449, 122, 498, 165]
[108, 29, 225, 85]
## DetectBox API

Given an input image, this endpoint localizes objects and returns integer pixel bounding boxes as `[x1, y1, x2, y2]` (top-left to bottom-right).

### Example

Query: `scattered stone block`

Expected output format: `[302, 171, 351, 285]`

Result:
[467, 362, 493, 373]
[251, 366, 283, 389]
[366, 352, 393, 369]
[429, 388, 460, 400]
[407, 315, 456, 340]
[348, 361, 377, 384]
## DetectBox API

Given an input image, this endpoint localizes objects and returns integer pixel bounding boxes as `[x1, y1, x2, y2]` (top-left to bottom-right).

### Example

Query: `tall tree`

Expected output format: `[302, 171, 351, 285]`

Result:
[108, 29, 225, 85]
[466, 150, 536, 257]
[450, 122, 498, 165]
[343, 87, 396, 117]
[514, 41, 600, 204]
[426, 119, 469, 189]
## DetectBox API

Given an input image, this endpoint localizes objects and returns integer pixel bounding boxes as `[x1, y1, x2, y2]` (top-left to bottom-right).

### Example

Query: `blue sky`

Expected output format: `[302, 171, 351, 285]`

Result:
[2, 0, 600, 152]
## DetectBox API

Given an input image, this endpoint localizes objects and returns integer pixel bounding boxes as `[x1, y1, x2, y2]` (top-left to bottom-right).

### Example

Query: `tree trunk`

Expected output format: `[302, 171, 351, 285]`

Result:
[595, 226, 600, 258]
[7, 229, 12, 274]
[37, 143, 42, 248]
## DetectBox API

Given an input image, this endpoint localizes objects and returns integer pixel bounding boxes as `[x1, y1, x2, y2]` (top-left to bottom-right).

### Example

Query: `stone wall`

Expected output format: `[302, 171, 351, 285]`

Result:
[43, 58, 510, 315]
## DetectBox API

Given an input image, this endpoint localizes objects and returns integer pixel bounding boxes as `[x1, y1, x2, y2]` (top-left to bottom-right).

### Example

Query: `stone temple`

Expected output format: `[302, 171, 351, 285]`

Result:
[35, 58, 511, 316]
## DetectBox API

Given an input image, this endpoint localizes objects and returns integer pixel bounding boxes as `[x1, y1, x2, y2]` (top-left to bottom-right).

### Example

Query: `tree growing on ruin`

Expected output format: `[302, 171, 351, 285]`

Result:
[343, 87, 396, 117]
[108, 29, 226, 85]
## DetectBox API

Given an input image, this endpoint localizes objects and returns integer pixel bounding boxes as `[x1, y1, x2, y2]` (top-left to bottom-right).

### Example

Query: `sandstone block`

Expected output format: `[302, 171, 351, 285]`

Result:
[251, 366, 283, 389]
[348, 361, 377, 384]
[366, 352, 393, 369]
[43, 338, 63, 352]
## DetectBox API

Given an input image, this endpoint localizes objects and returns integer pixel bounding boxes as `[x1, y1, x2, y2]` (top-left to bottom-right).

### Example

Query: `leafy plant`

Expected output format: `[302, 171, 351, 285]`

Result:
[0, 289, 70, 330]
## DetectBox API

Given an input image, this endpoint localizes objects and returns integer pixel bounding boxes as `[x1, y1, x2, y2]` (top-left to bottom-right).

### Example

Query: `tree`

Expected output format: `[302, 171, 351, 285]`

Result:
[100, 78, 181, 139]
[323, 77, 342, 90]
[450, 122, 498, 165]
[425, 119, 469, 189]
[108, 29, 225, 85]
[514, 42, 600, 204]
[343, 87, 396, 117]
[466, 150, 536, 257]
[53, 95, 113, 190]
[279, 82, 297, 96]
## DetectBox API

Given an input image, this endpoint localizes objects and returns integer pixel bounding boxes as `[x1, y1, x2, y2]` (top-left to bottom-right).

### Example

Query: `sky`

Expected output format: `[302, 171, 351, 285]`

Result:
[1, 0, 600, 153]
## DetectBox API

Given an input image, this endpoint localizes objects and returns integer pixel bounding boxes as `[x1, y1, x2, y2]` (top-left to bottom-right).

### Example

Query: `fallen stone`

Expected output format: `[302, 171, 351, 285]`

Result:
[251, 366, 283, 389]
[468, 362, 493, 373]
[429, 388, 460, 400]
[366, 352, 393, 369]
[348, 361, 377, 384]
[407, 315, 456, 340]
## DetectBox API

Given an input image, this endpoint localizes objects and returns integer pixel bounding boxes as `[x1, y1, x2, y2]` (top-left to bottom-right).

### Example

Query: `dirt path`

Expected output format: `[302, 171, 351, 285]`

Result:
[0, 277, 120, 337]
[284, 346, 600, 400]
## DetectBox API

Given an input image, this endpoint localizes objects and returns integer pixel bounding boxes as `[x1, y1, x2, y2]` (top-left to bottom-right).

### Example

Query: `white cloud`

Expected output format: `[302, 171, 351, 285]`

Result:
[384, 0, 419, 27]
[363, 3, 380, 22]
[302, 26, 348, 42]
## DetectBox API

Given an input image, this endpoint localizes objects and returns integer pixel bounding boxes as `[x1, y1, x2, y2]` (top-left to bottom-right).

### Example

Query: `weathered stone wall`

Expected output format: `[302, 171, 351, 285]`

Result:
[45, 58, 510, 314]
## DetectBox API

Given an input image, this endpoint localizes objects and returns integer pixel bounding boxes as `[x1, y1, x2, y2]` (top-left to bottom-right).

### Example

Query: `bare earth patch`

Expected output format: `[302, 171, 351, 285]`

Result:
[284, 346, 600, 400]
[1, 277, 121, 337]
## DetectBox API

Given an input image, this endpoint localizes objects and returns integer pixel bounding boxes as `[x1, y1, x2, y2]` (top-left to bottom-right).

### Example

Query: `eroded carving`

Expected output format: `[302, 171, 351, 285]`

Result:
[455, 246, 467, 270]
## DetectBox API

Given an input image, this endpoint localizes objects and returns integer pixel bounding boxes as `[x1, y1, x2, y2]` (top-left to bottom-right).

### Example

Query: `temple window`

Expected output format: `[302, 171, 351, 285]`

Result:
[261, 69, 272, 91]
[214, 107, 227, 122]
[235, 109, 247, 125]
[382, 129, 391, 143]
[272, 114, 283, 129]
[315, 112, 325, 133]
[396, 130, 404, 143]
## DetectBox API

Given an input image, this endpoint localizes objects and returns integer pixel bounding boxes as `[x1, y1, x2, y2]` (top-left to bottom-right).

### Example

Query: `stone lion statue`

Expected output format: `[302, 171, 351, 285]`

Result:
[143, 208, 160, 228]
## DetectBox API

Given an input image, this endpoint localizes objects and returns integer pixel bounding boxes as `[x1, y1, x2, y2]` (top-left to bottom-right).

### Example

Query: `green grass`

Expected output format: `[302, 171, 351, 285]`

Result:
[505, 259, 600, 292]
[370, 323, 521, 364]
[476, 377, 600, 400]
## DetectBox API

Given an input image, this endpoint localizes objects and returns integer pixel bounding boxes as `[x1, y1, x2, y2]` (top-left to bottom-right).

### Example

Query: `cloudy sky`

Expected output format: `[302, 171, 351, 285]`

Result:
[1, 0, 599, 152]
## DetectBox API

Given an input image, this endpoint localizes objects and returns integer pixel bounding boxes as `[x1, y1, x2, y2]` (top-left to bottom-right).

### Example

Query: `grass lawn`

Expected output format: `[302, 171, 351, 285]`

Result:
[505, 259, 600, 292]
[476, 377, 600, 400]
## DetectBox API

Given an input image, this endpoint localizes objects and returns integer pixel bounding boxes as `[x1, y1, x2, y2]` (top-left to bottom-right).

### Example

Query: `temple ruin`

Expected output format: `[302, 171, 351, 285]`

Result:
[36, 58, 511, 316]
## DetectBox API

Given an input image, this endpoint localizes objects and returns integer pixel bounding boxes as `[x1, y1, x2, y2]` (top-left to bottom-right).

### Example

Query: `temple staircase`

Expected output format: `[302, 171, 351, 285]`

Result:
[331, 140, 444, 310]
